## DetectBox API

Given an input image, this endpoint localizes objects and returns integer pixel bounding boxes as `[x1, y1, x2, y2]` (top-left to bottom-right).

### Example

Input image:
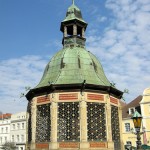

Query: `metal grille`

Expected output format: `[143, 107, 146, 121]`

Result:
[58, 102, 80, 141]
[36, 104, 51, 142]
[27, 101, 32, 143]
[111, 105, 121, 150]
[87, 103, 106, 141]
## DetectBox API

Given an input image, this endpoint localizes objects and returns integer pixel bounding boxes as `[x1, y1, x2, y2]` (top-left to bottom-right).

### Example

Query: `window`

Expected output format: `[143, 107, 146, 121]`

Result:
[1, 128, 3, 133]
[5, 137, 7, 142]
[129, 107, 135, 114]
[21, 135, 24, 142]
[22, 123, 25, 129]
[12, 135, 14, 142]
[125, 123, 130, 132]
[12, 124, 15, 130]
[58, 103, 79, 142]
[6, 127, 8, 133]
[36, 104, 51, 142]
[126, 141, 132, 145]
[17, 123, 20, 129]
[87, 103, 106, 141]
[17, 135, 19, 142]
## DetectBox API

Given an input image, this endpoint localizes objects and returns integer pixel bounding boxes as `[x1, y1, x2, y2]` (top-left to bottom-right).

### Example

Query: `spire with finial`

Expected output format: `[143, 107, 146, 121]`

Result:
[60, 0, 87, 47]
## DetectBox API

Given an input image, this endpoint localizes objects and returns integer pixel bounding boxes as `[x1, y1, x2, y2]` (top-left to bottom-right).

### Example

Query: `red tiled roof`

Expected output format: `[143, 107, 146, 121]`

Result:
[122, 95, 142, 118]
[0, 113, 12, 119]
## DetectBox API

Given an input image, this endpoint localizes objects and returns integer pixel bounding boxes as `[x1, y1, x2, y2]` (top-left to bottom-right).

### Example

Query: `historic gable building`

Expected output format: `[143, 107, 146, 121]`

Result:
[0, 113, 11, 149]
[26, 1, 123, 150]
[122, 88, 150, 148]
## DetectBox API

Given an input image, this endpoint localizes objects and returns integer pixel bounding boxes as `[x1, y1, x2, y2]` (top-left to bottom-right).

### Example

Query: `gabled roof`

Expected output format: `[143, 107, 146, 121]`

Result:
[122, 95, 142, 118]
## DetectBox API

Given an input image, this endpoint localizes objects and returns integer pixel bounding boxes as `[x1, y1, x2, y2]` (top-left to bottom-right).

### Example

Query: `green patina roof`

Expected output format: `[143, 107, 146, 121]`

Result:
[33, 2, 110, 90]
[26, 2, 124, 100]
[62, 3, 86, 23]
[35, 47, 111, 89]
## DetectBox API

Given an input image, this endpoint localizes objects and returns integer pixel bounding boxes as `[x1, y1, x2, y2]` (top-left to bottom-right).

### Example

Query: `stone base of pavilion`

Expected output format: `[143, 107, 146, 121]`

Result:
[27, 141, 119, 150]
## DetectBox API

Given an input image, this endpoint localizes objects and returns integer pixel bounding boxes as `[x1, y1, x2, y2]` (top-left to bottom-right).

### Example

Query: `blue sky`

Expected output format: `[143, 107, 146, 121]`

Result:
[0, 0, 150, 113]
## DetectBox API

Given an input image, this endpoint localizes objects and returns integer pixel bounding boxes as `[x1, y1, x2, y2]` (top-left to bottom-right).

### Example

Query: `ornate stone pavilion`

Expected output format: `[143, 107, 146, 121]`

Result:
[26, 1, 123, 150]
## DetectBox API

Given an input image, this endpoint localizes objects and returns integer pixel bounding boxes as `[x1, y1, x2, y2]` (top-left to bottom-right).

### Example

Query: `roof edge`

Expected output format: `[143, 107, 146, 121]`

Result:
[26, 83, 123, 101]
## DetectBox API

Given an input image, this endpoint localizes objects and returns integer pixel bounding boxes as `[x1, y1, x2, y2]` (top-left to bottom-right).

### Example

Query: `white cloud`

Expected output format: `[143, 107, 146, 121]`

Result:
[0, 56, 49, 113]
[96, 16, 107, 23]
[87, 0, 150, 102]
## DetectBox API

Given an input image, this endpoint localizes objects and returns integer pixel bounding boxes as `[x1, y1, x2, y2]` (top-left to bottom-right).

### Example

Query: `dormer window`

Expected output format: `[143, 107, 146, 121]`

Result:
[129, 107, 135, 115]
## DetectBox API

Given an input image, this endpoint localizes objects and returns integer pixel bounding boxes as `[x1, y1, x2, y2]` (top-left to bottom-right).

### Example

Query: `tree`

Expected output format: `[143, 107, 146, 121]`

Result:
[1, 142, 17, 150]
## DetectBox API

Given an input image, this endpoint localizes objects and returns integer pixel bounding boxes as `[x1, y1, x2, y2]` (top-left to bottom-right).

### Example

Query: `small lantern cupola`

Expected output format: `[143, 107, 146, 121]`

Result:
[60, 0, 88, 47]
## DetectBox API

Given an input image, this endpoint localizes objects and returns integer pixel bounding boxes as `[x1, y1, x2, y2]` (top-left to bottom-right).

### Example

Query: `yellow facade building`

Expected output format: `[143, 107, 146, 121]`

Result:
[122, 88, 150, 149]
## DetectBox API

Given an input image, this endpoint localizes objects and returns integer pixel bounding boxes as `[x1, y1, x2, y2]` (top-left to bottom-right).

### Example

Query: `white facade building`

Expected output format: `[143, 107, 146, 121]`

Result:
[10, 112, 27, 150]
[0, 114, 11, 149]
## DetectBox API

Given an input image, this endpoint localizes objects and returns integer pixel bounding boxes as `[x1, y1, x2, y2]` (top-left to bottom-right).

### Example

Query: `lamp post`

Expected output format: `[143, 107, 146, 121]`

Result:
[131, 110, 143, 150]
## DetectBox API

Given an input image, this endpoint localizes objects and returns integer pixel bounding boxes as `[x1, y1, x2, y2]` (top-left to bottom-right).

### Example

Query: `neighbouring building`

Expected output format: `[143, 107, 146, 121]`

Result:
[26, 1, 124, 150]
[0, 113, 11, 149]
[122, 88, 150, 148]
[10, 112, 27, 150]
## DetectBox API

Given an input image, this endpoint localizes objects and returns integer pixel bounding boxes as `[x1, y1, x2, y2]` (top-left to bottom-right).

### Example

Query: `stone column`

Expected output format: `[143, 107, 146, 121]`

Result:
[80, 100, 89, 149]
[119, 105, 124, 150]
[64, 26, 67, 37]
[49, 102, 58, 149]
[31, 98, 37, 150]
[73, 24, 77, 36]
[106, 95, 114, 150]
[82, 28, 85, 38]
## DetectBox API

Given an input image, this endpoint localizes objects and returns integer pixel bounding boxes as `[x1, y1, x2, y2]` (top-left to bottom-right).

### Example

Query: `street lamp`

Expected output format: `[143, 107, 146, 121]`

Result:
[131, 110, 143, 150]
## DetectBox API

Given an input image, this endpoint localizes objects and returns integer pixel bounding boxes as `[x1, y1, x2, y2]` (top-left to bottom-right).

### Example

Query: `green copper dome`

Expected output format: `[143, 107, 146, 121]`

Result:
[26, 2, 123, 101]
[34, 2, 111, 89]
[36, 47, 111, 88]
